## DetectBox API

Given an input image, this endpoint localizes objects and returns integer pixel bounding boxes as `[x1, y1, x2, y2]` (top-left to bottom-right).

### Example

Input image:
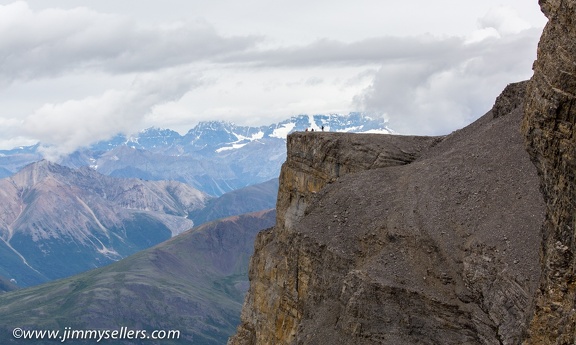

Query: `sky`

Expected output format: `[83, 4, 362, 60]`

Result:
[0, 0, 547, 158]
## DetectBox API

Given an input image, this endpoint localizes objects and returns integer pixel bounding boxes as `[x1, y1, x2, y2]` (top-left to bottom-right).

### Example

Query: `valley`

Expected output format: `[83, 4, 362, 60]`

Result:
[0, 210, 276, 345]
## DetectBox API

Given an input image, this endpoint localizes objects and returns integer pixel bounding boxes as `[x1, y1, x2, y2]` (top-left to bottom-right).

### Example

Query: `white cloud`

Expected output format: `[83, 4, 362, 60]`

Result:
[466, 6, 533, 43]
[0, 1, 259, 82]
[355, 26, 542, 135]
[0, 0, 546, 154]
[19, 68, 203, 159]
[147, 66, 372, 130]
[219, 35, 464, 67]
[479, 6, 532, 36]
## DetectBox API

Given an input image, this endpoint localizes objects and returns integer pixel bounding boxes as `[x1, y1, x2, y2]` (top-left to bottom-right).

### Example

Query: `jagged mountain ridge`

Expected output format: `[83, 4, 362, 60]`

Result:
[101, 113, 391, 154]
[0, 160, 208, 287]
[0, 210, 276, 345]
[0, 113, 390, 196]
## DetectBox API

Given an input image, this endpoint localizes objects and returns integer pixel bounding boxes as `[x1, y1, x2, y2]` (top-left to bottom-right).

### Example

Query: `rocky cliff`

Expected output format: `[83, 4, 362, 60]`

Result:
[229, 81, 546, 344]
[521, 0, 576, 344]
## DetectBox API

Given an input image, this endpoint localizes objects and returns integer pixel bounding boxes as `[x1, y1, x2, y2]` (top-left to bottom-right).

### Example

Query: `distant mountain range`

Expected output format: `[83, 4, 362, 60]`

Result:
[0, 112, 388, 288]
[0, 160, 208, 287]
[0, 113, 391, 196]
[0, 113, 388, 343]
[0, 159, 279, 288]
[0, 210, 276, 345]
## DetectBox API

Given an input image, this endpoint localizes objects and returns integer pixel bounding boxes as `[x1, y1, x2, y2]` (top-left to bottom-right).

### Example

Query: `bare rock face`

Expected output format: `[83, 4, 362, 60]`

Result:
[276, 133, 440, 231]
[229, 82, 545, 345]
[521, 0, 576, 344]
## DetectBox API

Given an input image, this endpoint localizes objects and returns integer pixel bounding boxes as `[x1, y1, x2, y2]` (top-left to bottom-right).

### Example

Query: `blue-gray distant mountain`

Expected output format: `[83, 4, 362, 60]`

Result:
[0, 160, 208, 287]
[1, 113, 391, 196]
[0, 210, 276, 345]
[0, 275, 17, 293]
[189, 178, 279, 226]
[0, 144, 41, 178]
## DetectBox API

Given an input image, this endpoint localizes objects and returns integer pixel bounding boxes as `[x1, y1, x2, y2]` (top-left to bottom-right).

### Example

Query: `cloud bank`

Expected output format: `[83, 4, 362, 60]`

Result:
[19, 69, 203, 160]
[0, 1, 259, 82]
[356, 33, 540, 135]
[0, 1, 545, 157]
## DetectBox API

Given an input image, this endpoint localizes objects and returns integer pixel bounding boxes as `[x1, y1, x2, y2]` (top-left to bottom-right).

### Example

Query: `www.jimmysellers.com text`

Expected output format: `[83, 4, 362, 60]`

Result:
[12, 326, 181, 343]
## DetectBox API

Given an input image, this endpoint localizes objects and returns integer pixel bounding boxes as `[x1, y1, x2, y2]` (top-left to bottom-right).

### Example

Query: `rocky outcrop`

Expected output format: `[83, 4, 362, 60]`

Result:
[521, 0, 576, 344]
[229, 82, 545, 345]
[276, 133, 440, 231]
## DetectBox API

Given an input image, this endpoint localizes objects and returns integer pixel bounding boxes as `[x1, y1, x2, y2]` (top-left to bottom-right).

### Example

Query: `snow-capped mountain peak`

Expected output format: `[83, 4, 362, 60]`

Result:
[0, 112, 392, 196]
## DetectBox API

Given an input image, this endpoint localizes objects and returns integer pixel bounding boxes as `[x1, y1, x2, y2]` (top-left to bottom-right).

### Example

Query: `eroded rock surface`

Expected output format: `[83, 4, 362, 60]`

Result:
[229, 82, 545, 345]
[522, 0, 576, 343]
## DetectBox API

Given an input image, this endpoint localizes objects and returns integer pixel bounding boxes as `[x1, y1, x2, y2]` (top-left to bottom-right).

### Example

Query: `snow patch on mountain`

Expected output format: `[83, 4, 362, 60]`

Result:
[216, 143, 248, 153]
[363, 128, 394, 134]
[216, 131, 265, 153]
[271, 123, 296, 139]
[0, 113, 392, 196]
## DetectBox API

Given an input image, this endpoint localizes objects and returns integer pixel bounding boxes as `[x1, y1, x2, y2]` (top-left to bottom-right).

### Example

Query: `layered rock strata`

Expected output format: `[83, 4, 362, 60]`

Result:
[230, 82, 545, 345]
[522, 0, 576, 343]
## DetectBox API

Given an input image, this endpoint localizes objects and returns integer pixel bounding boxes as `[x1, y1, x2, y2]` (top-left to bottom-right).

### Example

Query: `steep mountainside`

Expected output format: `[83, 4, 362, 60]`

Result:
[521, 0, 576, 343]
[229, 82, 545, 345]
[0, 275, 17, 293]
[0, 160, 208, 287]
[189, 178, 279, 226]
[0, 210, 276, 345]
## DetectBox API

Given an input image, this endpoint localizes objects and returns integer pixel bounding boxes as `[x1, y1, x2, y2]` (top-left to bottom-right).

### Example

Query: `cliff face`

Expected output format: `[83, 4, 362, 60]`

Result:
[276, 133, 440, 231]
[229, 82, 546, 345]
[521, 0, 576, 344]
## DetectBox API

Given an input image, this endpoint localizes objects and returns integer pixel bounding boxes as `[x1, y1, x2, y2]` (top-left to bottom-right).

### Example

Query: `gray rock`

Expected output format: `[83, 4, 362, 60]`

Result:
[230, 82, 545, 345]
[521, 0, 576, 343]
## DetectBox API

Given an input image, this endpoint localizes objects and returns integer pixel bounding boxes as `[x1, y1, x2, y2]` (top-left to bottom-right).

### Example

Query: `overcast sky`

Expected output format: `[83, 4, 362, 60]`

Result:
[0, 0, 547, 158]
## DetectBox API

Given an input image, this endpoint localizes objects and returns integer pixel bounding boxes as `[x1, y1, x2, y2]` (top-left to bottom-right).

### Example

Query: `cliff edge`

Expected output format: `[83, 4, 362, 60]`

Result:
[522, 0, 576, 343]
[229, 81, 545, 345]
